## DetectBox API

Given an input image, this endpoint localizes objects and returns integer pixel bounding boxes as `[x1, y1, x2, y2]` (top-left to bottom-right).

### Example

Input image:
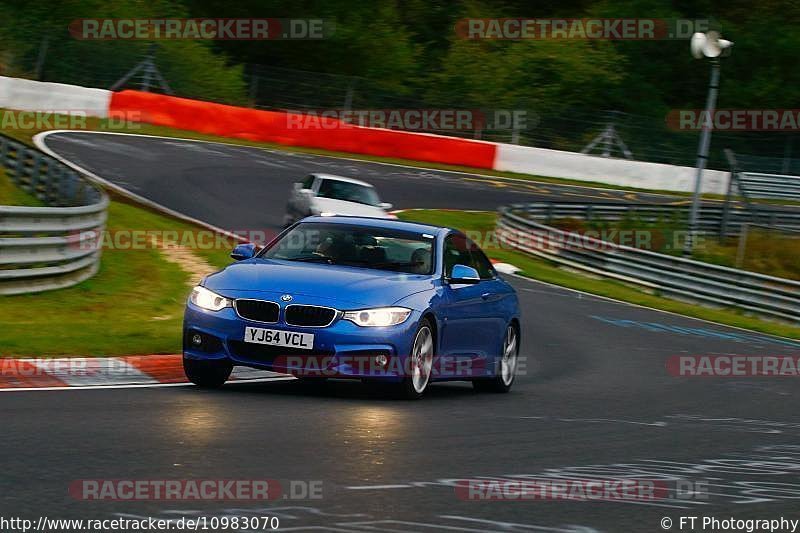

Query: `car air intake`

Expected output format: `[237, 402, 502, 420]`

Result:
[234, 299, 280, 323]
[284, 305, 337, 327]
[228, 340, 333, 364]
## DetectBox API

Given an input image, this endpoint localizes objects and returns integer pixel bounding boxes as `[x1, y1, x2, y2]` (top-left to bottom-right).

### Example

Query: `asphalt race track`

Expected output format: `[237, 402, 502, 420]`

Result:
[41, 131, 689, 231]
[5, 131, 799, 532]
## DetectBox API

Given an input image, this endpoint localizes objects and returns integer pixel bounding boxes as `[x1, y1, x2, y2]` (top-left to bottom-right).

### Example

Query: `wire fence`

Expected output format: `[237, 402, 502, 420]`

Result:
[239, 66, 800, 171]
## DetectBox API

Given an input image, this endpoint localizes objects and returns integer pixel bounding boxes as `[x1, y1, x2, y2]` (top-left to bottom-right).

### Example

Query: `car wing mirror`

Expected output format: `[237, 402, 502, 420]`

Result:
[231, 242, 256, 261]
[448, 264, 481, 284]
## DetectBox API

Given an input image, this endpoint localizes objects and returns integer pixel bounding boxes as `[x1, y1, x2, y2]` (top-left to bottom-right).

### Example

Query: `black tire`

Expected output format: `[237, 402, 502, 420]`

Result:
[392, 318, 435, 400]
[472, 378, 510, 393]
[473, 323, 519, 393]
[183, 357, 232, 388]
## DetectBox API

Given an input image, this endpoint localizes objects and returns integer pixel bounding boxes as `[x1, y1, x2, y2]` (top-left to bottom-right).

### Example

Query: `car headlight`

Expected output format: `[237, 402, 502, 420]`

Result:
[189, 286, 231, 311]
[343, 307, 412, 327]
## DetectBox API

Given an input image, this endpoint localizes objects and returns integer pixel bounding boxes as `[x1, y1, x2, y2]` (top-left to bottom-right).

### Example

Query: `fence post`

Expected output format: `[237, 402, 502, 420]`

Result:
[782, 136, 793, 174]
[735, 223, 748, 268]
[720, 148, 738, 239]
[343, 79, 355, 111]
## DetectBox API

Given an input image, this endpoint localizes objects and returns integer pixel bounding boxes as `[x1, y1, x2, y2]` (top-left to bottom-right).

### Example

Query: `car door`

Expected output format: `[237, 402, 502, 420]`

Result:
[438, 233, 498, 377]
[466, 238, 510, 365]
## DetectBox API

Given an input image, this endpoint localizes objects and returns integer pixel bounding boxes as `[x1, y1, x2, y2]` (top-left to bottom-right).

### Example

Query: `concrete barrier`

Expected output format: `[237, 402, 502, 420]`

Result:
[0, 76, 733, 194]
[109, 90, 499, 169]
[0, 76, 111, 118]
[494, 143, 730, 194]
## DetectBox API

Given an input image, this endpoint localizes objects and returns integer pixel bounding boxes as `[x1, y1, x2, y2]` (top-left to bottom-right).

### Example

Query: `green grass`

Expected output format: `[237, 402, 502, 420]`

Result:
[107, 197, 237, 272]
[0, 168, 44, 207]
[548, 215, 800, 281]
[0, 113, 252, 357]
[1, 202, 186, 356]
[397, 209, 800, 341]
[694, 229, 800, 281]
[0, 197, 238, 357]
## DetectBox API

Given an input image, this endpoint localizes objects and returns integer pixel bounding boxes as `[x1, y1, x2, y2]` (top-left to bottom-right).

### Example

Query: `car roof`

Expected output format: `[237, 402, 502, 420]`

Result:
[311, 173, 374, 188]
[300, 215, 450, 236]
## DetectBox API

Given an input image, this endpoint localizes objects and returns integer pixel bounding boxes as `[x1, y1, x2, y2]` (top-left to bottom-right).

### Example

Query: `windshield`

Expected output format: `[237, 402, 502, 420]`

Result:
[261, 223, 435, 275]
[316, 179, 380, 206]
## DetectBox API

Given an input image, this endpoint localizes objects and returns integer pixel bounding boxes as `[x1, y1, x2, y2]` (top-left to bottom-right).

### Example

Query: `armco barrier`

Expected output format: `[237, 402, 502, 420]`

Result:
[736, 172, 800, 201]
[497, 203, 800, 324]
[0, 133, 108, 295]
[108, 90, 498, 169]
[512, 201, 800, 235]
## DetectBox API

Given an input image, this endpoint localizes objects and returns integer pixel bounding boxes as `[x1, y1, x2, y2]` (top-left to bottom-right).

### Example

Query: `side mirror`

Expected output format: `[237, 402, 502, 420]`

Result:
[378, 202, 393, 210]
[292, 182, 302, 191]
[448, 264, 480, 284]
[231, 243, 256, 261]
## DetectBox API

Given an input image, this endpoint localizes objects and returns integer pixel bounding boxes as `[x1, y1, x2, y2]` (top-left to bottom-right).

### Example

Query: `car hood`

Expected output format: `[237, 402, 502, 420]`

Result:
[204, 259, 435, 307]
[311, 197, 389, 218]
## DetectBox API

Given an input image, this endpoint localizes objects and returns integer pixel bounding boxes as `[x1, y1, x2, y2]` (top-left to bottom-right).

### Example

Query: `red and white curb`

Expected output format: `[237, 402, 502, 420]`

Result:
[0, 355, 292, 391]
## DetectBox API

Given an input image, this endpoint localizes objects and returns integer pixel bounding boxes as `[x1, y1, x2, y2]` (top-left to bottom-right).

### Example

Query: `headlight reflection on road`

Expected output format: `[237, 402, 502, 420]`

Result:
[164, 402, 228, 446]
[341, 406, 405, 469]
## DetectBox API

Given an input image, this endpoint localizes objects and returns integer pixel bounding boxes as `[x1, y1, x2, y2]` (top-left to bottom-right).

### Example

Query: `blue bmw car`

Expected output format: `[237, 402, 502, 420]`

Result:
[183, 216, 521, 399]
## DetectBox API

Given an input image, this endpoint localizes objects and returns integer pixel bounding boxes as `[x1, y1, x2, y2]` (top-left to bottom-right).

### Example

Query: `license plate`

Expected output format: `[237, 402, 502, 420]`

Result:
[244, 327, 314, 349]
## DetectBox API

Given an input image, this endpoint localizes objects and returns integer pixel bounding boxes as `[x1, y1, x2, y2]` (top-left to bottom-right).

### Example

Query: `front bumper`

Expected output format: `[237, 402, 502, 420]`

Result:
[183, 299, 421, 382]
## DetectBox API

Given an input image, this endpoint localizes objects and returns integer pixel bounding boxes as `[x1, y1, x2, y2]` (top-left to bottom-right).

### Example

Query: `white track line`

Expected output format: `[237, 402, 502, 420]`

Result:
[0, 376, 296, 393]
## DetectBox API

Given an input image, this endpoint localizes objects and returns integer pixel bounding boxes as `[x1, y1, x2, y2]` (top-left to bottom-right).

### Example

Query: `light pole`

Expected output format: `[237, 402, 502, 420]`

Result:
[684, 31, 733, 256]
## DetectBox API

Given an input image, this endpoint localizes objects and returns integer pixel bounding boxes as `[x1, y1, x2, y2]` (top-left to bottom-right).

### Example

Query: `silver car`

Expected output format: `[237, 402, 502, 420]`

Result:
[284, 173, 394, 226]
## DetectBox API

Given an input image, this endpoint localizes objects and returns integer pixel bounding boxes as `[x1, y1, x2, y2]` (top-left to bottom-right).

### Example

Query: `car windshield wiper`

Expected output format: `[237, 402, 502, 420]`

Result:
[284, 255, 335, 264]
[337, 260, 422, 272]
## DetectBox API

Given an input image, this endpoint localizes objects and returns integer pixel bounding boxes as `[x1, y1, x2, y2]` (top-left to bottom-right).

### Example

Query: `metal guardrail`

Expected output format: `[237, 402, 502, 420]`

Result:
[498, 203, 800, 324]
[736, 172, 800, 201]
[514, 201, 800, 235]
[725, 149, 800, 204]
[0, 133, 108, 295]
